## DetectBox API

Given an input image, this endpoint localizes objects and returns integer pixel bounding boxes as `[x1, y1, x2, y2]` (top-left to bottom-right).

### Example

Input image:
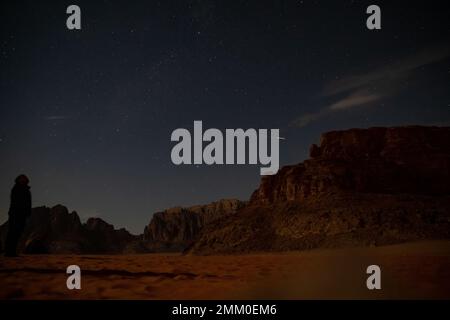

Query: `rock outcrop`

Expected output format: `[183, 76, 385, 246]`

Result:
[0, 205, 141, 254]
[251, 126, 450, 204]
[143, 199, 245, 252]
[189, 126, 450, 254]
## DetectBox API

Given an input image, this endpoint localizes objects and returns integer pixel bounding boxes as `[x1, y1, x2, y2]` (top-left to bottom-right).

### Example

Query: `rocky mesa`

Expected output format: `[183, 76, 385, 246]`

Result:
[189, 126, 450, 254]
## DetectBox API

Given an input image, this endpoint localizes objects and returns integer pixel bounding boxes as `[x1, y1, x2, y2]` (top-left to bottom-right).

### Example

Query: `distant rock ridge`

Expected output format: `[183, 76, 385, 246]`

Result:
[142, 199, 245, 252]
[0, 199, 246, 254]
[0, 205, 140, 254]
[189, 126, 450, 254]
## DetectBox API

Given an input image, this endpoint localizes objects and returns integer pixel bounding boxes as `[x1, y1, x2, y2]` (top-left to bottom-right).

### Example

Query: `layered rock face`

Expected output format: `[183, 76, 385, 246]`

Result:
[143, 199, 245, 252]
[0, 205, 140, 254]
[189, 126, 450, 254]
[250, 126, 450, 204]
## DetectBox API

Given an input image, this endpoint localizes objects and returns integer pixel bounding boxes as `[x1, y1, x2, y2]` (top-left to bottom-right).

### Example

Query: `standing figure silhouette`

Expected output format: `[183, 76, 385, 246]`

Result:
[5, 175, 32, 257]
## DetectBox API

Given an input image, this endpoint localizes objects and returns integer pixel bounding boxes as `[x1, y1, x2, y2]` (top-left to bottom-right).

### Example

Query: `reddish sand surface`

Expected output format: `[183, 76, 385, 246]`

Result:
[1, 241, 449, 299]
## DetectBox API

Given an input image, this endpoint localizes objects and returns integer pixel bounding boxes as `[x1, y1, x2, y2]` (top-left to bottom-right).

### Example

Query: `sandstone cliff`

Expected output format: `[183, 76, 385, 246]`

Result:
[189, 126, 450, 254]
[251, 126, 450, 204]
[143, 199, 245, 252]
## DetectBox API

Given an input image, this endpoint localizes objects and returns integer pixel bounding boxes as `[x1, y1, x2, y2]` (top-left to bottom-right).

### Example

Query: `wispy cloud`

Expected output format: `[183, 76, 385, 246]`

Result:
[292, 110, 327, 128]
[292, 46, 450, 128]
[328, 90, 382, 111]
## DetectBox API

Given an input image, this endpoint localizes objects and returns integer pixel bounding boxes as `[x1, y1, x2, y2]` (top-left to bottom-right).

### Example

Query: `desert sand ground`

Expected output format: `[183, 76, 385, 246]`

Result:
[1, 240, 449, 299]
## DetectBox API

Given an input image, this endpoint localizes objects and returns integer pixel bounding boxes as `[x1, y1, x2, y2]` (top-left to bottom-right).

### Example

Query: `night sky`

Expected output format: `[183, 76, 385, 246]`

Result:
[1, 0, 449, 234]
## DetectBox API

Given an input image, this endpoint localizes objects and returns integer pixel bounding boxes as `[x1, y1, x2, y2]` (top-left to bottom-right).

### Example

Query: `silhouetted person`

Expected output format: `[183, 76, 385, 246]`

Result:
[5, 175, 31, 257]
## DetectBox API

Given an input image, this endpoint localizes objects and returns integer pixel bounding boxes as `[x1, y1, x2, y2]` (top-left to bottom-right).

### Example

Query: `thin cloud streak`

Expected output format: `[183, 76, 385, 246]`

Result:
[292, 46, 450, 128]
[324, 47, 450, 96]
[328, 91, 382, 111]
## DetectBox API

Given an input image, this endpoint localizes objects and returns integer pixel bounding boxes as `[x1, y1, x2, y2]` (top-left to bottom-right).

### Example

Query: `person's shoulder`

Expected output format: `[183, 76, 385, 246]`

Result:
[12, 184, 29, 192]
